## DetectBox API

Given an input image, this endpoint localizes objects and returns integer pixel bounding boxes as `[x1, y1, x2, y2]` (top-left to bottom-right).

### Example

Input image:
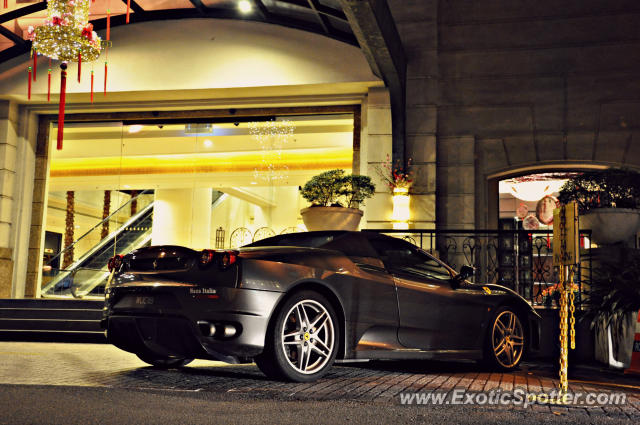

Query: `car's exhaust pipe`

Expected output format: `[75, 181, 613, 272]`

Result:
[197, 321, 237, 338]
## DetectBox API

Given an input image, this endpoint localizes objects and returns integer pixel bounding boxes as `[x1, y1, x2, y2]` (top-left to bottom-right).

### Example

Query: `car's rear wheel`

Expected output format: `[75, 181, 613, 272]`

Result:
[136, 352, 193, 369]
[256, 290, 338, 382]
[484, 306, 526, 371]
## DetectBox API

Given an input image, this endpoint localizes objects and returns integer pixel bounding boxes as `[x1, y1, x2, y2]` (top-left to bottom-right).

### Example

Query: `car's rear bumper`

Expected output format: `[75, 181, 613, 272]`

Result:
[102, 284, 283, 363]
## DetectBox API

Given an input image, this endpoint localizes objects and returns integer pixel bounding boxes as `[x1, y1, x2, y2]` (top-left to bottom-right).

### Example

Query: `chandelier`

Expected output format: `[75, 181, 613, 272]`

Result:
[32, 0, 101, 62]
[26, 0, 123, 150]
[249, 120, 295, 182]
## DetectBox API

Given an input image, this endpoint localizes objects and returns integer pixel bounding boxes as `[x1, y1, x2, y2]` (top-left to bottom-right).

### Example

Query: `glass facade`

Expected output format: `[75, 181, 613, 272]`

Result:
[41, 115, 354, 297]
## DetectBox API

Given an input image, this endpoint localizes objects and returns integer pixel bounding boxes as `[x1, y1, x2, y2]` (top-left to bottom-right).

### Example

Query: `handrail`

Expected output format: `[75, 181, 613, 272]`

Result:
[61, 202, 154, 272]
[47, 189, 153, 267]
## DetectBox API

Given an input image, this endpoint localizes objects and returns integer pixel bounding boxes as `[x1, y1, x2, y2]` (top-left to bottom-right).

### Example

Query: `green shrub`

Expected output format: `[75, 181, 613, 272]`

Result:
[300, 169, 375, 208]
[558, 169, 640, 213]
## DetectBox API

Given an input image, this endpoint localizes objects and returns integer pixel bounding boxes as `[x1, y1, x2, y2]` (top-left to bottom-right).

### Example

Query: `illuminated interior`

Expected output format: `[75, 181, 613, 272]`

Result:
[44, 114, 354, 273]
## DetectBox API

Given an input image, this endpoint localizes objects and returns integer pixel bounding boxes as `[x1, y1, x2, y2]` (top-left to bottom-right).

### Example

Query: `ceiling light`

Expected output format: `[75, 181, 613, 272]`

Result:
[238, 0, 252, 13]
[204, 139, 213, 148]
[128, 125, 143, 134]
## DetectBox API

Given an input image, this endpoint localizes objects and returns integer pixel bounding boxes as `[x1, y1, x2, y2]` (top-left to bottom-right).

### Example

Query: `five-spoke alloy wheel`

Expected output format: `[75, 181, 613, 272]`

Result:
[484, 306, 526, 370]
[256, 291, 338, 382]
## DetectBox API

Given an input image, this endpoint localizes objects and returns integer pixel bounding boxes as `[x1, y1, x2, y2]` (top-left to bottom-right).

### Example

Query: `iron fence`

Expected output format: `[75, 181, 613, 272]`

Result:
[364, 229, 592, 307]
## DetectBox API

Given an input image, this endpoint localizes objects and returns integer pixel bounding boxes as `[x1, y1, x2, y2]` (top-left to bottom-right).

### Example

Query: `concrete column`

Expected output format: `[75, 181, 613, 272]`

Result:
[362, 87, 393, 229]
[151, 188, 212, 249]
[0, 101, 18, 297]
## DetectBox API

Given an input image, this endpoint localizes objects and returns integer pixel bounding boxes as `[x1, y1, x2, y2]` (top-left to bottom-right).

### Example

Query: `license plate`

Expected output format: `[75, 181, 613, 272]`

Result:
[135, 296, 154, 305]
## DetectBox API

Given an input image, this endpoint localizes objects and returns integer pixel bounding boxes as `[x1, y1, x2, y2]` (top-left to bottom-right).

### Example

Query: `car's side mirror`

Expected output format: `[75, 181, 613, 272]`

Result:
[458, 265, 474, 280]
[451, 265, 474, 289]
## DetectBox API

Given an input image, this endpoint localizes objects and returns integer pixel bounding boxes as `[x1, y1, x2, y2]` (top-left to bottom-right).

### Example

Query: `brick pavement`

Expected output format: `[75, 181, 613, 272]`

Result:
[1, 342, 639, 420]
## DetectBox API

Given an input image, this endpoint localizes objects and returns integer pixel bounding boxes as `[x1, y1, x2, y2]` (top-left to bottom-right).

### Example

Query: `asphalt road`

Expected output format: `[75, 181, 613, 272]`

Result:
[0, 384, 634, 425]
[1, 342, 639, 424]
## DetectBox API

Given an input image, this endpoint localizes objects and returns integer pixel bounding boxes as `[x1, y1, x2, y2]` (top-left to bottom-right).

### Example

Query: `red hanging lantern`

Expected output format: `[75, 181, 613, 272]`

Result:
[27, 67, 32, 100]
[106, 10, 111, 41]
[57, 62, 68, 150]
[33, 51, 37, 81]
[47, 68, 52, 102]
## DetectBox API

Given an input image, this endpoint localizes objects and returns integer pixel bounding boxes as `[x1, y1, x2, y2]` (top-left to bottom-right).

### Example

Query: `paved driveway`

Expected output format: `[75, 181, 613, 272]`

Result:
[1, 342, 639, 422]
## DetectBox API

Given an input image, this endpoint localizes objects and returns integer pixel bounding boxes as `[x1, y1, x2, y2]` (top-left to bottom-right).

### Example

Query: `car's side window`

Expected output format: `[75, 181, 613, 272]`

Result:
[369, 237, 451, 281]
[320, 233, 386, 269]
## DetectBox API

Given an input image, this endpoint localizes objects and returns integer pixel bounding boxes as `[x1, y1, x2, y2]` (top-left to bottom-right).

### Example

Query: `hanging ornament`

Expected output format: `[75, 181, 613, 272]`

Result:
[30, 0, 104, 149]
[47, 68, 52, 102]
[106, 9, 111, 41]
[523, 214, 540, 230]
[536, 195, 559, 225]
[90, 70, 94, 103]
[57, 62, 68, 150]
[32, 50, 37, 81]
[126, 0, 131, 23]
[27, 67, 32, 99]
[516, 203, 528, 219]
[104, 61, 108, 96]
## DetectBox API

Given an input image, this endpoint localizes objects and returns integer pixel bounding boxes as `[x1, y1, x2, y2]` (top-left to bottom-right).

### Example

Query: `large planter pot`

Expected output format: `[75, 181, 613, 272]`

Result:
[580, 208, 640, 245]
[300, 206, 363, 231]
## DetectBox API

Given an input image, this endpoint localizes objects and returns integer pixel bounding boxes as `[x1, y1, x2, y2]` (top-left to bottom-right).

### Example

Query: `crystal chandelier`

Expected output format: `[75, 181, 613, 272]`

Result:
[249, 120, 295, 182]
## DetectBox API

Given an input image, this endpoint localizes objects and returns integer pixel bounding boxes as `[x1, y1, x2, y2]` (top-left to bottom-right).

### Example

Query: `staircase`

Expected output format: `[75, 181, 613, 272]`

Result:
[0, 299, 106, 343]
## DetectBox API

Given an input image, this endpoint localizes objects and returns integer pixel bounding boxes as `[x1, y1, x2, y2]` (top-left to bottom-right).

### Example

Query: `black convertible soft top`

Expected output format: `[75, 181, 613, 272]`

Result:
[245, 231, 380, 258]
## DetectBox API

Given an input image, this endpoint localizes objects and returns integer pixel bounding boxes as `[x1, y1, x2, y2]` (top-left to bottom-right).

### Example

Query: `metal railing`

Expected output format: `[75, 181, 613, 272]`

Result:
[46, 189, 154, 268]
[365, 229, 592, 307]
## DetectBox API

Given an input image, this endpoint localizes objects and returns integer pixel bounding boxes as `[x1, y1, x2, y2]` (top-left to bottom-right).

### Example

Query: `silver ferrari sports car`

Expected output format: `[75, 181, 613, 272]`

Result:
[102, 231, 540, 382]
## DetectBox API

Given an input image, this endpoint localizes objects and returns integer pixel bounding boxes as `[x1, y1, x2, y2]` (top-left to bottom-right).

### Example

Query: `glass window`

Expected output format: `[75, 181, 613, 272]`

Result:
[369, 236, 451, 281]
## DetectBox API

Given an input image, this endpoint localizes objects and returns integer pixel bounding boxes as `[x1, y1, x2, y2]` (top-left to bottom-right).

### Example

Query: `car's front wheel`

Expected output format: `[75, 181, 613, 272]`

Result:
[484, 306, 526, 370]
[256, 290, 339, 382]
[136, 352, 193, 369]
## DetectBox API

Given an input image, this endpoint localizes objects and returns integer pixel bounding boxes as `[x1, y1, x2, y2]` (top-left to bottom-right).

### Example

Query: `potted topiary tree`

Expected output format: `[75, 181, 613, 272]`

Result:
[300, 169, 375, 231]
[558, 168, 640, 245]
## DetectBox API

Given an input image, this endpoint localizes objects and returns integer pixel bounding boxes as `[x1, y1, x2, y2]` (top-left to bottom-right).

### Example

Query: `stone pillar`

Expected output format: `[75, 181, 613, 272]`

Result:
[151, 188, 212, 249]
[0, 101, 18, 297]
[362, 87, 393, 228]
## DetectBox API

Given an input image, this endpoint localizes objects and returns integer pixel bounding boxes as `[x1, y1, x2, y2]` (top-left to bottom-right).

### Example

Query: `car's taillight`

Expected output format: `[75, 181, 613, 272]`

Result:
[108, 254, 124, 272]
[199, 250, 238, 270]
[199, 249, 215, 267]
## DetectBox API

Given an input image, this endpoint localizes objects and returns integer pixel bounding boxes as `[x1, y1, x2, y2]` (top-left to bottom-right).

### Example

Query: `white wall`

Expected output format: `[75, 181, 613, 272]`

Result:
[0, 19, 378, 100]
[211, 186, 303, 248]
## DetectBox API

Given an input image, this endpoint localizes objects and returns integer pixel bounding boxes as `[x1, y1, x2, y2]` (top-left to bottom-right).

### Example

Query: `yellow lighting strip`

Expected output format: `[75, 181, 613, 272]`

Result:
[50, 148, 353, 177]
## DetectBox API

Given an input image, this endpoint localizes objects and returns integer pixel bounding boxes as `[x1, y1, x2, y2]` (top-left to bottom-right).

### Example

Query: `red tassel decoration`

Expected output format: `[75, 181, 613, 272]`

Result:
[47, 68, 51, 102]
[106, 10, 111, 40]
[3, 0, 7, 8]
[33, 51, 37, 81]
[126, 0, 130, 23]
[57, 63, 68, 150]
[78, 53, 82, 83]
[90, 70, 94, 103]
[27, 67, 32, 100]
[104, 62, 108, 96]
